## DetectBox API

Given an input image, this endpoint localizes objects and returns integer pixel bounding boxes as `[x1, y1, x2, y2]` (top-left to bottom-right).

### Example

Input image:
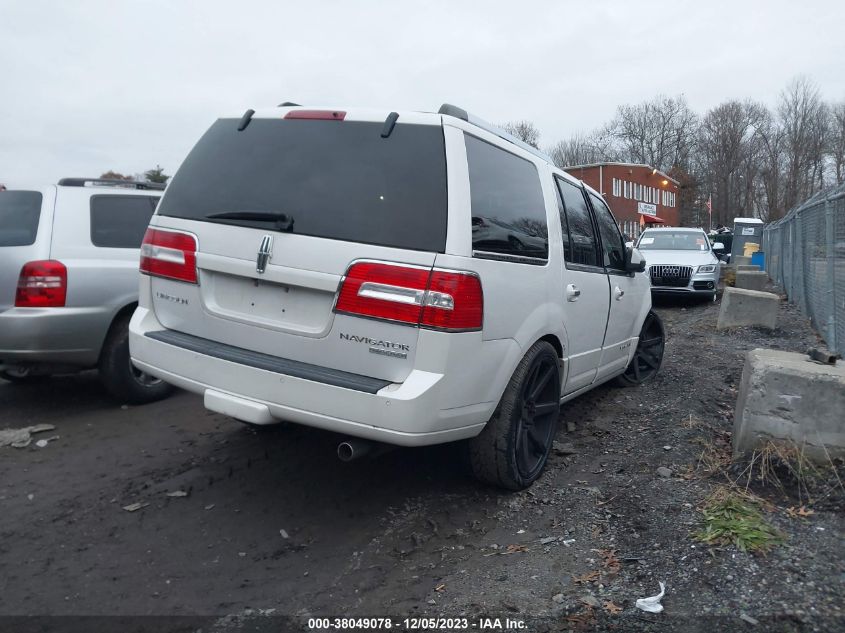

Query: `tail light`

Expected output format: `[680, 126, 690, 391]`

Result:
[140, 228, 198, 283]
[335, 262, 483, 331]
[15, 260, 67, 307]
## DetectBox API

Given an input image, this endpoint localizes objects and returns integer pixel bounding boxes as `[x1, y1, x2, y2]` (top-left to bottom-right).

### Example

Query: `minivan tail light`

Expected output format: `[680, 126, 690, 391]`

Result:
[334, 262, 483, 331]
[15, 260, 67, 307]
[140, 228, 198, 284]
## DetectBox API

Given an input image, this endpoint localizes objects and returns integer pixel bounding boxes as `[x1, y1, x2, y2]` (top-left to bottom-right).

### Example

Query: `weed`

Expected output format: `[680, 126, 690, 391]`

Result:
[694, 487, 784, 553]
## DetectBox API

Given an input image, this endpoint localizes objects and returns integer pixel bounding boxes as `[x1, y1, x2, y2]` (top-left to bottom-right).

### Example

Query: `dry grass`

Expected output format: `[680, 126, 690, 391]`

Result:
[735, 439, 845, 507]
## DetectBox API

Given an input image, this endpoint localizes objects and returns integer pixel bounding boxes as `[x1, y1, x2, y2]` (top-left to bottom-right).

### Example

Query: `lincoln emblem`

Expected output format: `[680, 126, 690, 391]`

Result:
[256, 235, 273, 274]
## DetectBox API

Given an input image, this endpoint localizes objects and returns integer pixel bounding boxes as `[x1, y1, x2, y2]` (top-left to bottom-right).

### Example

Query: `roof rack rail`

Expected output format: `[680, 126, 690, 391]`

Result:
[437, 103, 553, 163]
[57, 178, 166, 191]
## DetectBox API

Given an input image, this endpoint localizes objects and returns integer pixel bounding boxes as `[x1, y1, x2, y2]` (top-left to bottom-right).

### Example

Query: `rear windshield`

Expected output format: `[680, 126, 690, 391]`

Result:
[0, 191, 42, 247]
[157, 118, 448, 252]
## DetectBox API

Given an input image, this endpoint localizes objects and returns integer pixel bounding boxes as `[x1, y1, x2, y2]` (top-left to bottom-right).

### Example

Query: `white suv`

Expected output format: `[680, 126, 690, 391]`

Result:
[129, 104, 662, 489]
[1, 178, 171, 403]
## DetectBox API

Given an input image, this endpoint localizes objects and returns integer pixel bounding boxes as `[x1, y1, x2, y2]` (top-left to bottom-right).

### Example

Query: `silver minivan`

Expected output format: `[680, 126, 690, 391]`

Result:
[0, 179, 171, 403]
[129, 104, 662, 489]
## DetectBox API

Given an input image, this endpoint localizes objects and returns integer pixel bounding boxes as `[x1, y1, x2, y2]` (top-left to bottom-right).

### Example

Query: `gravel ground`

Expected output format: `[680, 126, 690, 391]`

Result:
[1, 289, 843, 632]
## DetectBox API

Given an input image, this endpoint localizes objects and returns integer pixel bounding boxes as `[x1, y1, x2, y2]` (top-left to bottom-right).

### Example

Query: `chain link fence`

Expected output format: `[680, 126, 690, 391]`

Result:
[762, 182, 845, 354]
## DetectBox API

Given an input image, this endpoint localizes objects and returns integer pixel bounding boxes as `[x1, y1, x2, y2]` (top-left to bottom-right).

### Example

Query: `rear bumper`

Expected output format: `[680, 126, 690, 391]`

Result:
[0, 306, 110, 367]
[129, 307, 494, 446]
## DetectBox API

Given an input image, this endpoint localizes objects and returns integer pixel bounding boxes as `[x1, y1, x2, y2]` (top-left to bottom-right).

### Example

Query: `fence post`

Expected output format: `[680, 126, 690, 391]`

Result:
[825, 196, 837, 353]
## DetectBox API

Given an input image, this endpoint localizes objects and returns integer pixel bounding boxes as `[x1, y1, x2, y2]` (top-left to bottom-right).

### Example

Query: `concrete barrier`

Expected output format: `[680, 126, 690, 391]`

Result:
[733, 348, 845, 460]
[735, 270, 768, 291]
[733, 255, 752, 267]
[736, 264, 761, 272]
[717, 287, 778, 330]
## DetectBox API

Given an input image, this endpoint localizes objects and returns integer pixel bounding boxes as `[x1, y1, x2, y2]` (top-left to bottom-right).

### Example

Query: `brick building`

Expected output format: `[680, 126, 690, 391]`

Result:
[564, 163, 680, 238]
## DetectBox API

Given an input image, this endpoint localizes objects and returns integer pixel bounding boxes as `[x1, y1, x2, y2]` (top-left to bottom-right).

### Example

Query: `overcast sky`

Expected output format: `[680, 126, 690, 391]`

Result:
[1, 0, 843, 188]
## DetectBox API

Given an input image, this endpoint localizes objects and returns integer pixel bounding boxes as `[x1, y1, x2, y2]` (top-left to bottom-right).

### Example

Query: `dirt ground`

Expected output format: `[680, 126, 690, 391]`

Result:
[1, 291, 843, 632]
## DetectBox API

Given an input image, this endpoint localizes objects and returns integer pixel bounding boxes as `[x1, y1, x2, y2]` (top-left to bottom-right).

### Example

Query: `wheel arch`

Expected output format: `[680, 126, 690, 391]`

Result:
[96, 302, 138, 362]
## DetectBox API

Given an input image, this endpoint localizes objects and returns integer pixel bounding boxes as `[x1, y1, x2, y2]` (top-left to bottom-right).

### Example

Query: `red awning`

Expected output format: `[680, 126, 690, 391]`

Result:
[641, 214, 666, 223]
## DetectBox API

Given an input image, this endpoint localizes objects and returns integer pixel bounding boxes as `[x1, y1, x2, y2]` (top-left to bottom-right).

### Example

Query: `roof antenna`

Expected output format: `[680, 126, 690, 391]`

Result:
[237, 109, 255, 131]
[381, 112, 399, 138]
[278, 101, 301, 107]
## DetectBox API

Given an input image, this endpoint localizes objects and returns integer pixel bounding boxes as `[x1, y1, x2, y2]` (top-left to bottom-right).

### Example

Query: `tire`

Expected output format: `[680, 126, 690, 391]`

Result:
[468, 341, 561, 490]
[614, 310, 665, 387]
[98, 315, 174, 404]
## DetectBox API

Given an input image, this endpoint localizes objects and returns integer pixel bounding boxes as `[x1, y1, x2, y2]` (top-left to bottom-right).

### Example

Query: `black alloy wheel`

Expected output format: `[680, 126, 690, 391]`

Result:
[514, 355, 560, 481]
[616, 310, 665, 386]
[468, 341, 561, 490]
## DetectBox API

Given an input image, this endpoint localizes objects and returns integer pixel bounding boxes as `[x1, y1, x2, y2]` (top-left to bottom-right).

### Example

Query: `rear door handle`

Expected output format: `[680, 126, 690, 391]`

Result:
[566, 284, 581, 302]
[614, 286, 625, 300]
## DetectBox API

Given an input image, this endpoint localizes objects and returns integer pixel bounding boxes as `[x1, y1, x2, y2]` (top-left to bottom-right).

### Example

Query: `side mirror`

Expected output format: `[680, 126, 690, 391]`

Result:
[712, 242, 725, 251]
[625, 246, 647, 273]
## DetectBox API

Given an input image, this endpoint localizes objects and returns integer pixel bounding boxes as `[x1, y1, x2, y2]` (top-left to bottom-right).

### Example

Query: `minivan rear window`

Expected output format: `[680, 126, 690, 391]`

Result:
[0, 191, 42, 247]
[156, 118, 448, 252]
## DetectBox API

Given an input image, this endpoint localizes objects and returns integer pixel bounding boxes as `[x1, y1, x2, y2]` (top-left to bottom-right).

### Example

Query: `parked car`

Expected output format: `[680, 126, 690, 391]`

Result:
[636, 227, 723, 301]
[129, 104, 662, 489]
[709, 228, 733, 263]
[0, 178, 173, 403]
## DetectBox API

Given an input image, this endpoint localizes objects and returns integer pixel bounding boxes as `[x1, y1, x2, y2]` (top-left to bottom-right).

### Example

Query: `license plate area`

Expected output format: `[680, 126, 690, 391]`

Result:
[201, 270, 334, 335]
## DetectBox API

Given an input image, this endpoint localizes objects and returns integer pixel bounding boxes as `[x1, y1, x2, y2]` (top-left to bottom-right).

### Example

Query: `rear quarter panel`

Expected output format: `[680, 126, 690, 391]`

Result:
[0, 186, 55, 312]
[439, 125, 568, 406]
[49, 188, 158, 349]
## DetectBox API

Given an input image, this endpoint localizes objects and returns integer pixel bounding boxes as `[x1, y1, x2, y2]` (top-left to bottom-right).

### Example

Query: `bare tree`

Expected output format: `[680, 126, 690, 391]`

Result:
[696, 100, 769, 225]
[831, 102, 845, 184]
[608, 95, 699, 173]
[778, 76, 829, 212]
[546, 129, 618, 168]
[500, 120, 540, 149]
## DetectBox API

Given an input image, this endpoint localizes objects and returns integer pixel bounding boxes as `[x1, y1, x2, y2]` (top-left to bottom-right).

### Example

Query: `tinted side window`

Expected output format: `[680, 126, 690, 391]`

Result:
[466, 135, 548, 260]
[90, 195, 157, 248]
[589, 192, 626, 270]
[553, 177, 571, 261]
[0, 191, 42, 247]
[555, 179, 599, 267]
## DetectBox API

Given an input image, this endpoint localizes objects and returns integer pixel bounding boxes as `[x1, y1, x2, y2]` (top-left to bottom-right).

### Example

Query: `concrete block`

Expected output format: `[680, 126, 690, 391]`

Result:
[734, 255, 752, 267]
[733, 348, 845, 460]
[737, 264, 761, 272]
[717, 287, 778, 330]
[735, 270, 768, 291]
